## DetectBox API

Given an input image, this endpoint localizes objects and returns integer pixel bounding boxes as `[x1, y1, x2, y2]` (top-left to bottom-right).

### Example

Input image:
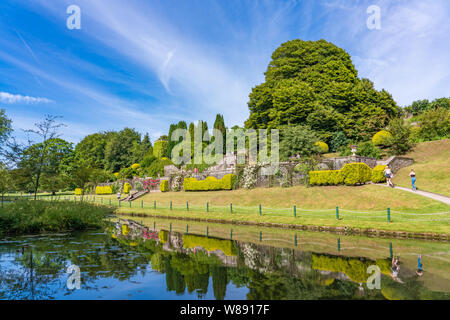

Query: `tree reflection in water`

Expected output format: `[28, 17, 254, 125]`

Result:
[0, 220, 448, 300]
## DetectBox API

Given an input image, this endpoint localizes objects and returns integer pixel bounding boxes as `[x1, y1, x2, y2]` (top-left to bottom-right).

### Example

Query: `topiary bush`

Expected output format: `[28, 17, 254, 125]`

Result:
[131, 163, 140, 170]
[309, 170, 343, 185]
[95, 185, 113, 195]
[341, 163, 372, 185]
[153, 140, 168, 158]
[159, 230, 168, 243]
[371, 165, 387, 183]
[183, 174, 236, 191]
[74, 188, 83, 195]
[123, 183, 132, 194]
[160, 180, 169, 192]
[314, 141, 329, 153]
[372, 130, 393, 146]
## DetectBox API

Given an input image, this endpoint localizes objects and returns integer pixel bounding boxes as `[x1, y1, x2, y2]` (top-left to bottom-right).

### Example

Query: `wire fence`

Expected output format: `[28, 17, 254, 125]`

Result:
[6, 193, 449, 225]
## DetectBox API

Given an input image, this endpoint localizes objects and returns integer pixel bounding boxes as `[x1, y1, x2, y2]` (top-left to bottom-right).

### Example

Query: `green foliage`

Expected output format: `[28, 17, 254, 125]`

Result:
[280, 125, 319, 159]
[213, 114, 227, 154]
[0, 109, 12, 149]
[183, 174, 236, 191]
[404, 97, 450, 116]
[416, 107, 449, 141]
[371, 165, 387, 183]
[330, 131, 348, 152]
[341, 163, 372, 185]
[153, 140, 168, 158]
[144, 157, 173, 177]
[245, 39, 399, 141]
[309, 170, 343, 186]
[140, 153, 157, 168]
[0, 165, 15, 196]
[160, 180, 169, 192]
[123, 183, 131, 194]
[387, 118, 415, 155]
[182, 234, 237, 256]
[314, 141, 329, 153]
[95, 185, 113, 195]
[104, 128, 142, 172]
[356, 141, 382, 159]
[0, 200, 112, 236]
[372, 130, 393, 146]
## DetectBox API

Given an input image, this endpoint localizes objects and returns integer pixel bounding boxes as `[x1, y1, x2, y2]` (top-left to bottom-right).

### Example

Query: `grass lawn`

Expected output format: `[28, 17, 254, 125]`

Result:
[393, 139, 450, 197]
[81, 183, 450, 234]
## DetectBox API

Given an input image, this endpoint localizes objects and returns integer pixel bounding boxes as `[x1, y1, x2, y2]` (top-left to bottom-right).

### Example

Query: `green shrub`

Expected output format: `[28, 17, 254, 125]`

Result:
[182, 234, 236, 256]
[123, 183, 132, 194]
[372, 130, 392, 146]
[74, 188, 83, 195]
[183, 174, 236, 191]
[309, 170, 343, 186]
[314, 141, 329, 153]
[356, 141, 382, 159]
[160, 180, 169, 192]
[371, 165, 387, 183]
[417, 107, 449, 141]
[95, 185, 113, 195]
[341, 163, 372, 185]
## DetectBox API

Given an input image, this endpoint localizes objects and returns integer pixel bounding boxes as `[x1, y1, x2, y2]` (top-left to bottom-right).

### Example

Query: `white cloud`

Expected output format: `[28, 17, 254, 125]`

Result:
[0, 91, 53, 104]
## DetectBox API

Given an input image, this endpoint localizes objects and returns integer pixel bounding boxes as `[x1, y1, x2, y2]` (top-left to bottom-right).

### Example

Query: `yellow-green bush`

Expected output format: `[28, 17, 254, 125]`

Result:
[312, 254, 391, 283]
[159, 230, 168, 243]
[372, 130, 393, 146]
[74, 188, 83, 195]
[309, 170, 343, 185]
[121, 224, 129, 236]
[315, 141, 329, 153]
[95, 185, 113, 195]
[123, 183, 132, 194]
[160, 180, 169, 192]
[183, 174, 236, 191]
[371, 165, 387, 183]
[182, 234, 236, 256]
[341, 163, 372, 185]
[131, 163, 140, 170]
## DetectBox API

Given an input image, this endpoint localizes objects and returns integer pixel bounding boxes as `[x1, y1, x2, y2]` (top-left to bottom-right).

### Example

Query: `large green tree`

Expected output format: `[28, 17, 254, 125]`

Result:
[245, 39, 399, 142]
[104, 128, 141, 172]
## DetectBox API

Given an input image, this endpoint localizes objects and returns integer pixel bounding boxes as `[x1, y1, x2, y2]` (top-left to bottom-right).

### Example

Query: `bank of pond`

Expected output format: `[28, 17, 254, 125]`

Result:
[0, 215, 449, 300]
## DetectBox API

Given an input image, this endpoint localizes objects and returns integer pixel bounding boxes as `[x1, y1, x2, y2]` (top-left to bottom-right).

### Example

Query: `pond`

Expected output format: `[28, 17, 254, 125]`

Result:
[1, 216, 449, 300]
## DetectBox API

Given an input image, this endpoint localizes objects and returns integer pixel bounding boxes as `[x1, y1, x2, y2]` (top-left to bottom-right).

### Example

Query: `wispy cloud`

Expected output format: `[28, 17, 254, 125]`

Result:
[0, 91, 53, 104]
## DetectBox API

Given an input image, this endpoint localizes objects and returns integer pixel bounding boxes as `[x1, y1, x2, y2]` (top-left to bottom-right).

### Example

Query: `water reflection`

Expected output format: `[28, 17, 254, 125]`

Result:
[0, 217, 449, 300]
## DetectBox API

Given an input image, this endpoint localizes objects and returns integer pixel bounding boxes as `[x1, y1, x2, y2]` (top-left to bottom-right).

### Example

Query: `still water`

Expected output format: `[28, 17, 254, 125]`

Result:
[1, 216, 449, 300]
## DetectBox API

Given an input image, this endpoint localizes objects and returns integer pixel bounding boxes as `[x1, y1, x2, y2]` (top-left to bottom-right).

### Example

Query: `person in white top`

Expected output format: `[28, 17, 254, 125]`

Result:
[384, 165, 395, 188]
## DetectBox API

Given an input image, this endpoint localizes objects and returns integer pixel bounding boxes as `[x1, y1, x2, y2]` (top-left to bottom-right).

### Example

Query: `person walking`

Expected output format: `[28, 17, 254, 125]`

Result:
[384, 165, 395, 188]
[117, 191, 121, 201]
[416, 254, 423, 276]
[409, 169, 417, 191]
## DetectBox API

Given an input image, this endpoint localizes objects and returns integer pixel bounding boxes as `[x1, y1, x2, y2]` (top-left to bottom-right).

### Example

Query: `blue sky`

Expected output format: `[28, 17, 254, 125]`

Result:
[0, 0, 449, 144]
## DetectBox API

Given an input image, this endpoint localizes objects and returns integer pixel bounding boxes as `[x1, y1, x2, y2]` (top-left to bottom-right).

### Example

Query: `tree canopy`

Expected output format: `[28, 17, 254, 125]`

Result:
[244, 39, 400, 142]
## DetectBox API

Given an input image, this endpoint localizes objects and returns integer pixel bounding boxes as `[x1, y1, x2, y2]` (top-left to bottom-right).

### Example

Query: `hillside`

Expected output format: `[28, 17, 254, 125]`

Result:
[393, 139, 450, 197]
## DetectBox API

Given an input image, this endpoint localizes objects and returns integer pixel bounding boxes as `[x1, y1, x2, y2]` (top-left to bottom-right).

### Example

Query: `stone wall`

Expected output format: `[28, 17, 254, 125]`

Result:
[321, 156, 378, 170]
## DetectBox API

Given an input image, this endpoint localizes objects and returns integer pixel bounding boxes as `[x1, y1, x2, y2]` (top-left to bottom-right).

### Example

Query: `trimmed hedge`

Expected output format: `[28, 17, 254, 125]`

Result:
[309, 163, 372, 186]
[160, 180, 169, 192]
[309, 170, 343, 186]
[372, 165, 387, 183]
[372, 130, 392, 146]
[74, 188, 83, 195]
[183, 174, 236, 191]
[159, 230, 168, 243]
[123, 183, 132, 194]
[131, 163, 140, 170]
[341, 163, 372, 185]
[182, 234, 236, 256]
[95, 185, 113, 195]
[153, 140, 168, 158]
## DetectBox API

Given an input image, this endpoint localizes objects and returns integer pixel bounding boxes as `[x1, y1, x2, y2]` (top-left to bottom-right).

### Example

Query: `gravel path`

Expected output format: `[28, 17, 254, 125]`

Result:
[376, 184, 450, 206]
